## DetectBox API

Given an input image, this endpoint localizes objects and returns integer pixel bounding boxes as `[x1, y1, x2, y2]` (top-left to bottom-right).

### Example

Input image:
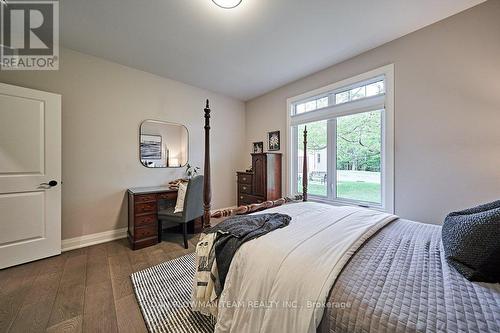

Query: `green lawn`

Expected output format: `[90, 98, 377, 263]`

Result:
[298, 180, 381, 204]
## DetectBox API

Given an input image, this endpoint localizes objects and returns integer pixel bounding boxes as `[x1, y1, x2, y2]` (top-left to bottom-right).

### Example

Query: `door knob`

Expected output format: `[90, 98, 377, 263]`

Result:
[40, 180, 58, 187]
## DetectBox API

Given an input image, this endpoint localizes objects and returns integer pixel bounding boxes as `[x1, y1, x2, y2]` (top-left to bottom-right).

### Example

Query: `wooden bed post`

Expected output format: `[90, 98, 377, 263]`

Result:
[303, 126, 308, 202]
[203, 100, 212, 228]
[206, 104, 308, 220]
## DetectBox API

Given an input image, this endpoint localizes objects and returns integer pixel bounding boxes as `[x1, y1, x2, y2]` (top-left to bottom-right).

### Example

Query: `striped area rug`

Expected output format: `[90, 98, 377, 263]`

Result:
[131, 253, 216, 333]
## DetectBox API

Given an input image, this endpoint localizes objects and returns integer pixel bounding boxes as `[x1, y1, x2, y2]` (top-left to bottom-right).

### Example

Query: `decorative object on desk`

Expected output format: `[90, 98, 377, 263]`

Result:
[252, 141, 263, 153]
[168, 178, 188, 190]
[140, 120, 189, 168]
[186, 163, 200, 179]
[140, 135, 162, 159]
[268, 130, 280, 151]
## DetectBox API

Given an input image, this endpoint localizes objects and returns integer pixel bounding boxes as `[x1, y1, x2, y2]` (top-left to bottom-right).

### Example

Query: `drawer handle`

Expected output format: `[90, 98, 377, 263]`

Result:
[240, 196, 243, 199]
[243, 186, 247, 190]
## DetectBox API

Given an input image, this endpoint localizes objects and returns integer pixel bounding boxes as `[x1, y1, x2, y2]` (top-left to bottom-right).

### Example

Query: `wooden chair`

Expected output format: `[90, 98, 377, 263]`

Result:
[158, 175, 204, 249]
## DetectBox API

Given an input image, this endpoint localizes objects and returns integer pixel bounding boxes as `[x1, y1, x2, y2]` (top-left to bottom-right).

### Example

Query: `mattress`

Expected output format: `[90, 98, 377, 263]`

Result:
[317, 219, 500, 333]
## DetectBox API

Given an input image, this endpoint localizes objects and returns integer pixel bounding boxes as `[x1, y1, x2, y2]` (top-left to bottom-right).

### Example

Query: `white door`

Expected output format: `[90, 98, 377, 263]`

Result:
[0, 82, 61, 269]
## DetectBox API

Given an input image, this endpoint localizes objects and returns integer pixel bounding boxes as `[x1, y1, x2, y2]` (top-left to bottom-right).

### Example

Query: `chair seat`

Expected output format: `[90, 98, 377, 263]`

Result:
[158, 207, 185, 223]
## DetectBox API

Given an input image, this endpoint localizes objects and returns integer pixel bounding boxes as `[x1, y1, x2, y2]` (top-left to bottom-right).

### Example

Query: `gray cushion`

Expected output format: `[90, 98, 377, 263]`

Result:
[442, 200, 500, 283]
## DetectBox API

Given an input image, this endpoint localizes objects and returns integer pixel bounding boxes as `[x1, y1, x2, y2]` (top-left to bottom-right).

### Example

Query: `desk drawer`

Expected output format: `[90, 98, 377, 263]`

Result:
[135, 201, 157, 214]
[135, 224, 157, 240]
[237, 174, 252, 184]
[238, 184, 252, 194]
[158, 192, 177, 200]
[135, 194, 157, 203]
[135, 214, 156, 227]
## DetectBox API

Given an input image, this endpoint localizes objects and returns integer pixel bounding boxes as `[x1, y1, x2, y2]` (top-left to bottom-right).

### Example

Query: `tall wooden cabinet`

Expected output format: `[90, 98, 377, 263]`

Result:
[237, 153, 282, 206]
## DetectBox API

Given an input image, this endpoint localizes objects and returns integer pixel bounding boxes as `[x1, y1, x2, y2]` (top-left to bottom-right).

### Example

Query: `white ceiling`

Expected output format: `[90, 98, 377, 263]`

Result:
[61, 0, 485, 101]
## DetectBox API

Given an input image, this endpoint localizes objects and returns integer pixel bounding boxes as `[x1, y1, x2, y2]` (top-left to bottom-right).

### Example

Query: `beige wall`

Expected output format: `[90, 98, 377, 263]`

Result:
[245, 1, 500, 224]
[0, 49, 246, 239]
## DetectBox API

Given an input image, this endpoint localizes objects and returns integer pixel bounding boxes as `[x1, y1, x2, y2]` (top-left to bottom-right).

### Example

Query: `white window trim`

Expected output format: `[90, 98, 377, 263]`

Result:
[286, 64, 394, 213]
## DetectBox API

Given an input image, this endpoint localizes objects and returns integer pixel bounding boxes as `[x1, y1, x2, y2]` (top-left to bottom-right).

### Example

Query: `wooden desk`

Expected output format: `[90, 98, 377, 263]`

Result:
[128, 186, 176, 250]
[127, 186, 202, 250]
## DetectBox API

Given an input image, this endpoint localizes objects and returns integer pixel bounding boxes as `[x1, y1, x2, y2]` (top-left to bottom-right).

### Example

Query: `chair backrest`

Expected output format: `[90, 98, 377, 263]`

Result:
[182, 175, 204, 222]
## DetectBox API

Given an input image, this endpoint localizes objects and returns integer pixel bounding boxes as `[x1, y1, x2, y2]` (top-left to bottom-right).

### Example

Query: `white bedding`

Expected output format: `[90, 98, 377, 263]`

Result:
[214, 202, 397, 333]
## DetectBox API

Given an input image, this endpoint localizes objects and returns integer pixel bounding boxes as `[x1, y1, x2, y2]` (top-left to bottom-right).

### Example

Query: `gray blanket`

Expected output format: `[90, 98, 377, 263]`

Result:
[318, 219, 500, 333]
[206, 213, 291, 296]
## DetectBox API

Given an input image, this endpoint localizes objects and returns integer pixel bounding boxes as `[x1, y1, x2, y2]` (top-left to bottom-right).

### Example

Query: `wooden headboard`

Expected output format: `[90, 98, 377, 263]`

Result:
[203, 100, 308, 228]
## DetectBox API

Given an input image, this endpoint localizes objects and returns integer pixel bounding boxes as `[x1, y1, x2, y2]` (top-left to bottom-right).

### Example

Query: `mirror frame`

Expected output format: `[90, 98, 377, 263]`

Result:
[139, 119, 189, 169]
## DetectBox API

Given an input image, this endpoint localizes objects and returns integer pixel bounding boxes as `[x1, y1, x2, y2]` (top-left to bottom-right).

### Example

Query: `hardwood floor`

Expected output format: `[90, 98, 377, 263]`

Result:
[0, 232, 199, 333]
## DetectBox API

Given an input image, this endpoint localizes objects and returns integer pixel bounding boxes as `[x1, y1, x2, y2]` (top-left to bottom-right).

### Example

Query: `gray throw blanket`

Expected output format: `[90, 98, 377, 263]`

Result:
[206, 213, 291, 296]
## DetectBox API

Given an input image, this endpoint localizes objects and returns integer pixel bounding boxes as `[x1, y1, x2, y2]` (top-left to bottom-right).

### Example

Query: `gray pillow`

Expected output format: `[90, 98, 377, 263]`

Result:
[442, 200, 500, 283]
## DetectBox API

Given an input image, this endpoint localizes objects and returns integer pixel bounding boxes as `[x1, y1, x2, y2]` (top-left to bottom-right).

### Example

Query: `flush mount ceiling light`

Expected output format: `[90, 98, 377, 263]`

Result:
[212, 0, 242, 9]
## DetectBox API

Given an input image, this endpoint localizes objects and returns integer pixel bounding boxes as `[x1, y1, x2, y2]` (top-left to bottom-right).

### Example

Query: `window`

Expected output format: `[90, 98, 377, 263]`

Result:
[295, 96, 329, 114]
[287, 65, 394, 212]
[296, 120, 327, 197]
[336, 110, 382, 204]
[292, 79, 385, 116]
[334, 80, 385, 105]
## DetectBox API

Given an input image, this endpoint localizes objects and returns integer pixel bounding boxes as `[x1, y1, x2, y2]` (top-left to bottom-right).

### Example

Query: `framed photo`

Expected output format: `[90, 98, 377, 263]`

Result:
[253, 141, 264, 153]
[140, 134, 162, 159]
[268, 131, 280, 151]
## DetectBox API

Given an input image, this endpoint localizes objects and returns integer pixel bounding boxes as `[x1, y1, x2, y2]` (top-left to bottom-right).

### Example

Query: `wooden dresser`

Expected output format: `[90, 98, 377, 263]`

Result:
[237, 153, 282, 206]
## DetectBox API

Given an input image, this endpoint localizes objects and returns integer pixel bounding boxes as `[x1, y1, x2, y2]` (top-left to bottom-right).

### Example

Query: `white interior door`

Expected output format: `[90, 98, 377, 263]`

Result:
[0, 82, 61, 269]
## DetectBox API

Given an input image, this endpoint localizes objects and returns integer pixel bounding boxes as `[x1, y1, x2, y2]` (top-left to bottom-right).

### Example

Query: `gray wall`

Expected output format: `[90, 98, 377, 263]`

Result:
[245, 0, 500, 224]
[0, 49, 246, 239]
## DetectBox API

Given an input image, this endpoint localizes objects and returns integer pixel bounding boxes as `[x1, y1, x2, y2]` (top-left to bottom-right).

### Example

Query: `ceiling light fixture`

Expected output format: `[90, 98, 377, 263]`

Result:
[212, 0, 242, 9]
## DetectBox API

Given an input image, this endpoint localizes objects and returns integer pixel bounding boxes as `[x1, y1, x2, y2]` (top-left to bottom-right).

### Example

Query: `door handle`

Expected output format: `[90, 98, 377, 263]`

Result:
[39, 180, 58, 188]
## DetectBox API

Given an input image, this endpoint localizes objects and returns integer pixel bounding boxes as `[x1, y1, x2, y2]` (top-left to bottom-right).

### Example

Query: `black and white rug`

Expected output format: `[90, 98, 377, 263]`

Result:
[131, 253, 216, 333]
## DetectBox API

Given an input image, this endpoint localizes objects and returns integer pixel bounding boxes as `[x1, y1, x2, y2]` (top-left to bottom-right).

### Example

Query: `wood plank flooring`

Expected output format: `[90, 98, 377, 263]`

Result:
[0, 232, 199, 333]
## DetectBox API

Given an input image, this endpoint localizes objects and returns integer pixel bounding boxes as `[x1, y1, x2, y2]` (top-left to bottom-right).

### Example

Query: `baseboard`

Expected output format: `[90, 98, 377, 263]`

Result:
[61, 227, 128, 252]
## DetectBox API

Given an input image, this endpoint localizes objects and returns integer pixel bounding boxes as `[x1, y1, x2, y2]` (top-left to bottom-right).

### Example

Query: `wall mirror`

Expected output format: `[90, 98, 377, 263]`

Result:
[140, 120, 189, 168]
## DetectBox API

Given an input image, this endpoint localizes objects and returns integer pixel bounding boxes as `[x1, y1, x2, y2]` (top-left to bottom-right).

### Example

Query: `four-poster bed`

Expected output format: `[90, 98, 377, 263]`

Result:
[195, 101, 500, 333]
[202, 99, 308, 226]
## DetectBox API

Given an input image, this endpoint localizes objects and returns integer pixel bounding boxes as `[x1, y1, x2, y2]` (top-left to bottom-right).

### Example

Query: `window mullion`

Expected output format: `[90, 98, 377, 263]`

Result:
[291, 126, 298, 195]
[327, 119, 336, 200]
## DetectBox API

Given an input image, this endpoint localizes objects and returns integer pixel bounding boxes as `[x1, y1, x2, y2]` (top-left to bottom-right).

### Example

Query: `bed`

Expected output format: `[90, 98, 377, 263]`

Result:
[317, 218, 500, 333]
[199, 101, 500, 333]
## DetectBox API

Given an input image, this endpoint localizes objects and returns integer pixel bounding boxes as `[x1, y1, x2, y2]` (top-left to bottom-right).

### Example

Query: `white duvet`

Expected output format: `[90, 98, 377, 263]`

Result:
[214, 202, 397, 333]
